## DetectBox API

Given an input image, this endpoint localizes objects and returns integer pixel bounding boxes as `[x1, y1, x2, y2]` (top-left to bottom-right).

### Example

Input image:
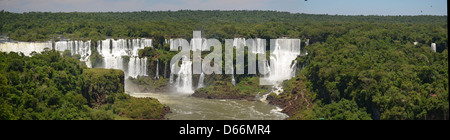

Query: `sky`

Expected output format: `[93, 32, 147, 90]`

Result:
[0, 0, 447, 15]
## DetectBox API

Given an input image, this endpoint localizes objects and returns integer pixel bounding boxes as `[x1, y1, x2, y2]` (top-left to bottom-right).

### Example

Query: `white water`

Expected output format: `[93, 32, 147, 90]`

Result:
[0, 36, 296, 120]
[290, 60, 297, 78]
[231, 73, 236, 87]
[54, 40, 92, 67]
[169, 39, 181, 51]
[0, 38, 152, 79]
[254, 38, 266, 54]
[431, 43, 436, 52]
[127, 56, 148, 78]
[175, 59, 194, 94]
[198, 72, 205, 89]
[95, 38, 152, 78]
[169, 63, 175, 84]
[155, 59, 160, 79]
[233, 38, 246, 49]
[258, 39, 301, 102]
[266, 39, 300, 84]
[0, 41, 52, 56]
[191, 37, 206, 51]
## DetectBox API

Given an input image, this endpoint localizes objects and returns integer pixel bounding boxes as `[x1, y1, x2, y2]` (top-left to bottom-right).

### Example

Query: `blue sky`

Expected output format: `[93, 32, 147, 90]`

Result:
[0, 0, 447, 15]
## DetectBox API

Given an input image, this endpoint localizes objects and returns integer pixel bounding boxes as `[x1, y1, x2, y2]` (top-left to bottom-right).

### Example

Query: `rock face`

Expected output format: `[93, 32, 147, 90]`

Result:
[266, 75, 314, 119]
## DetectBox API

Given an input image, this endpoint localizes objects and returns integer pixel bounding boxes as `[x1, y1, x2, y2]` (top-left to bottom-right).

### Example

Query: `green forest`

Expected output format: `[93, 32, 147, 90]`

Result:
[0, 50, 170, 120]
[0, 10, 448, 120]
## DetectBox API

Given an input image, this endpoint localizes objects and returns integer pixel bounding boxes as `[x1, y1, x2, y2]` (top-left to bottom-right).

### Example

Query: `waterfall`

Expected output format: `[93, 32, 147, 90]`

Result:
[198, 72, 205, 89]
[155, 59, 160, 79]
[266, 39, 300, 84]
[231, 62, 236, 87]
[95, 38, 151, 78]
[249, 38, 265, 54]
[127, 57, 148, 78]
[231, 73, 236, 87]
[304, 39, 309, 56]
[257, 39, 300, 102]
[1, 38, 152, 79]
[169, 39, 178, 50]
[191, 37, 204, 51]
[233, 38, 246, 49]
[54, 40, 92, 67]
[265, 60, 271, 77]
[169, 63, 175, 84]
[175, 59, 194, 94]
[290, 60, 297, 78]
[431, 43, 436, 52]
[98, 39, 126, 71]
[0, 41, 52, 56]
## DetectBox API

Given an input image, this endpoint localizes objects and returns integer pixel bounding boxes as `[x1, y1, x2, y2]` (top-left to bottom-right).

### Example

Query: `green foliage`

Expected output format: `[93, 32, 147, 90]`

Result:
[1, 11, 446, 42]
[0, 51, 168, 120]
[129, 77, 168, 92]
[313, 99, 372, 120]
[82, 68, 124, 107]
[0, 10, 447, 120]
[302, 22, 448, 120]
[0, 51, 87, 120]
[237, 76, 271, 96]
[193, 80, 243, 99]
[112, 94, 169, 120]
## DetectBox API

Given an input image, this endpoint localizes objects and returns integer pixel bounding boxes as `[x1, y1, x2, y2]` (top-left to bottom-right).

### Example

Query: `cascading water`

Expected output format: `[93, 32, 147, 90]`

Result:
[128, 56, 148, 78]
[54, 40, 92, 67]
[231, 72, 236, 87]
[233, 38, 246, 49]
[198, 72, 205, 89]
[254, 38, 266, 54]
[191, 36, 205, 51]
[0, 38, 152, 79]
[170, 32, 205, 94]
[96, 38, 151, 78]
[155, 59, 160, 79]
[265, 60, 271, 77]
[259, 39, 300, 102]
[431, 43, 436, 52]
[266, 39, 300, 84]
[169, 63, 176, 84]
[290, 60, 297, 78]
[175, 58, 194, 94]
[231, 62, 236, 87]
[0, 41, 52, 56]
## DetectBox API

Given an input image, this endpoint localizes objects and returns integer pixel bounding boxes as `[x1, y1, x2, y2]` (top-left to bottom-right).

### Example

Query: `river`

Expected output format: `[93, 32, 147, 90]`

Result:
[129, 92, 288, 120]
